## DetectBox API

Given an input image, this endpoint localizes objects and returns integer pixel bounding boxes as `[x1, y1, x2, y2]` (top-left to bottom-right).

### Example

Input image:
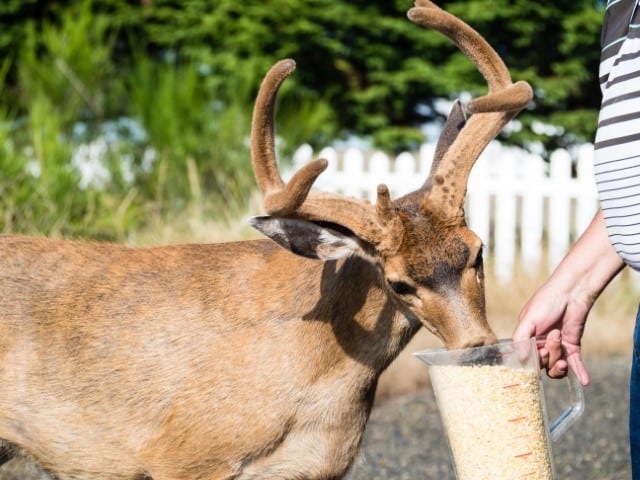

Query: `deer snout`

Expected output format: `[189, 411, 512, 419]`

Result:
[432, 301, 497, 350]
[442, 325, 498, 351]
[451, 331, 498, 350]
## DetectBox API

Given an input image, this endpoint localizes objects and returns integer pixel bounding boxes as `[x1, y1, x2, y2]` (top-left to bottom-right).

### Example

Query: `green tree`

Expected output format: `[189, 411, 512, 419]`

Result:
[106, 0, 603, 151]
[0, 0, 606, 238]
[1, 0, 604, 152]
[441, 0, 603, 149]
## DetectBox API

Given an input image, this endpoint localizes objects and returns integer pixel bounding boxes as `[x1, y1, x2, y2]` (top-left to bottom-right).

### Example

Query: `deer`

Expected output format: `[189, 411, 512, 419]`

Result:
[0, 1, 532, 479]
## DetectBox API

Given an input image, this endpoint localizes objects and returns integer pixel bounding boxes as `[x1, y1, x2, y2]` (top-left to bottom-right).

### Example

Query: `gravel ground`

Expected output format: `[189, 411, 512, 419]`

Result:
[0, 358, 631, 480]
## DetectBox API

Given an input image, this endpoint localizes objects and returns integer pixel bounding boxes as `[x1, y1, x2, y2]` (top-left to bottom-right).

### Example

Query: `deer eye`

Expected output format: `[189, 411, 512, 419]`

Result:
[472, 247, 484, 270]
[387, 281, 416, 296]
[472, 248, 484, 282]
[473, 250, 482, 268]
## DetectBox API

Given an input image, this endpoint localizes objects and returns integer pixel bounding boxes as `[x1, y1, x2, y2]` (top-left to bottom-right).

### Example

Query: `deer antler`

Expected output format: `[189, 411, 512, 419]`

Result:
[408, 0, 533, 221]
[251, 60, 404, 252]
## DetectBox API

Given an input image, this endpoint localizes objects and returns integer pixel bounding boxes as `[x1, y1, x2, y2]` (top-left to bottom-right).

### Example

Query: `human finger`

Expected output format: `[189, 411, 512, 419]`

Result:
[547, 358, 568, 379]
[567, 352, 591, 386]
[538, 346, 549, 369]
[545, 330, 563, 370]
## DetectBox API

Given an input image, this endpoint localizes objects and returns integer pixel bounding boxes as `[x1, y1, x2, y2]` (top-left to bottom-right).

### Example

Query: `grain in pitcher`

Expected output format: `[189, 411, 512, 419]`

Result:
[429, 364, 553, 480]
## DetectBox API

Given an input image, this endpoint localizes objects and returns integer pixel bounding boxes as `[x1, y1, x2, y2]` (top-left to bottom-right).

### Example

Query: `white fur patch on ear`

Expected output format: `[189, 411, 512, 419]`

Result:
[316, 230, 362, 260]
[248, 216, 365, 260]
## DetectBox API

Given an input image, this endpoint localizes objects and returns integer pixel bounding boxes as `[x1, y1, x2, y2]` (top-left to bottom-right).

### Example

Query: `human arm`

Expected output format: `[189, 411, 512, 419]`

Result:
[512, 209, 625, 386]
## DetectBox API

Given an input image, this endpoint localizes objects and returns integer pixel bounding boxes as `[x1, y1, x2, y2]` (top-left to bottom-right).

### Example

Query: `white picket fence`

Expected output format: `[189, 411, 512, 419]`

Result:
[287, 141, 599, 282]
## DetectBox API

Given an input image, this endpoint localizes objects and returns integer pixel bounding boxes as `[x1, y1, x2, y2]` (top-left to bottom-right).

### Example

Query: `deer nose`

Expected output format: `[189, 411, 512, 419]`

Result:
[460, 343, 502, 366]
[449, 332, 498, 351]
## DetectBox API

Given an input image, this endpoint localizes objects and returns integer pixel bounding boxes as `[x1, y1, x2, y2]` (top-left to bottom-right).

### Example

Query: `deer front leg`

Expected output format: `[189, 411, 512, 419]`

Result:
[236, 431, 360, 480]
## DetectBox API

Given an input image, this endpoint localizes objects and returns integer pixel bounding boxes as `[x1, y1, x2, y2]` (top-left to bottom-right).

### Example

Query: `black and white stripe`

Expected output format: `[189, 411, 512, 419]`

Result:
[595, 0, 640, 268]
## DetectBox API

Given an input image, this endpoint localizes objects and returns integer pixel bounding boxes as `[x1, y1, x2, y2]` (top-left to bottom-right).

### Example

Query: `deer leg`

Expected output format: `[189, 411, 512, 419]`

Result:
[235, 424, 363, 480]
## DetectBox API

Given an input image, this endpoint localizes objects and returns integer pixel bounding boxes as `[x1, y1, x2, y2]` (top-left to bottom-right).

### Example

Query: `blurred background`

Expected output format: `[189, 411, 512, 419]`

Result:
[0, 0, 634, 398]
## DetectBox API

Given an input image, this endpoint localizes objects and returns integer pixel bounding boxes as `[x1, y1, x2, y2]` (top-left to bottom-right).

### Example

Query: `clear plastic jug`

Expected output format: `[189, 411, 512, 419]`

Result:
[414, 337, 584, 480]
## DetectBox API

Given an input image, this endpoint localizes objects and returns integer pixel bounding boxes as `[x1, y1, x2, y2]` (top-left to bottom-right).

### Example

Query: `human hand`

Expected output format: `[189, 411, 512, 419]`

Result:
[512, 210, 626, 388]
[512, 281, 590, 386]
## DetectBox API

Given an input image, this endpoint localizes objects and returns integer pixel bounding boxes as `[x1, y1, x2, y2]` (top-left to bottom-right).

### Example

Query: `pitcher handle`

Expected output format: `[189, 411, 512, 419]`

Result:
[548, 369, 585, 442]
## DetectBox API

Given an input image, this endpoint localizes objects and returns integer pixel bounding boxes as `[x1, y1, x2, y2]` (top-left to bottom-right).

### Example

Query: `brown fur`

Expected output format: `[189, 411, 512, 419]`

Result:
[0, 2, 534, 478]
[0, 200, 495, 480]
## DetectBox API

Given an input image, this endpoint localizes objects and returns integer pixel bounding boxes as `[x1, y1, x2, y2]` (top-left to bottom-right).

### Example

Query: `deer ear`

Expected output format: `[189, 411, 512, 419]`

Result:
[249, 216, 367, 260]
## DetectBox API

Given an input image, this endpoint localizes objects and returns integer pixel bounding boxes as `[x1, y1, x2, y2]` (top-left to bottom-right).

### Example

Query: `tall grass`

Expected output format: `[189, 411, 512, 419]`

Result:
[0, 0, 333, 241]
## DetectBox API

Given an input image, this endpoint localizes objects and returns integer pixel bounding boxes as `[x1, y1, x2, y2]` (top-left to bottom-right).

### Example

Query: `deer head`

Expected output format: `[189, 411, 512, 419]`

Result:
[250, 1, 532, 349]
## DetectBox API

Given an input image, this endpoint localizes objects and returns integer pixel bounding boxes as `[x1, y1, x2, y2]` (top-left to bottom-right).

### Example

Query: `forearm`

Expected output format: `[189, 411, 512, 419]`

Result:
[549, 209, 625, 308]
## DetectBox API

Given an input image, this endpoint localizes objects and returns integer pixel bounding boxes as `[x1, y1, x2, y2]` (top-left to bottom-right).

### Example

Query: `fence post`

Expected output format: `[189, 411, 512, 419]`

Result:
[342, 148, 365, 198]
[494, 147, 518, 282]
[369, 151, 392, 202]
[292, 143, 313, 169]
[419, 143, 435, 176]
[520, 153, 546, 274]
[315, 146, 339, 192]
[467, 151, 492, 251]
[394, 152, 420, 197]
[548, 149, 572, 271]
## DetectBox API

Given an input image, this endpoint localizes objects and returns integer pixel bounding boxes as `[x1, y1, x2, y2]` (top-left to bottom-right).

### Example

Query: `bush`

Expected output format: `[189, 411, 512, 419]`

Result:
[0, 0, 605, 238]
[0, 0, 333, 239]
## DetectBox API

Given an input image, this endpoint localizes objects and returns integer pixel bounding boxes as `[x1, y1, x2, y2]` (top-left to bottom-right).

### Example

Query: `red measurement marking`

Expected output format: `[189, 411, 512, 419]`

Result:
[508, 416, 526, 422]
[514, 452, 533, 459]
[502, 383, 521, 389]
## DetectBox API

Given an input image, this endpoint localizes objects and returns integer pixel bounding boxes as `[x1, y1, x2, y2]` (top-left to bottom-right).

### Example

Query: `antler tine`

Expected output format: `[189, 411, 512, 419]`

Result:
[251, 59, 329, 216]
[408, 0, 532, 113]
[251, 59, 292, 194]
[407, 1, 533, 220]
[251, 60, 404, 251]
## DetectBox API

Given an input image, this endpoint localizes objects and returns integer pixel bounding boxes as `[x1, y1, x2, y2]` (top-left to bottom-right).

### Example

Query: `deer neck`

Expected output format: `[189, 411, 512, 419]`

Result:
[292, 253, 421, 375]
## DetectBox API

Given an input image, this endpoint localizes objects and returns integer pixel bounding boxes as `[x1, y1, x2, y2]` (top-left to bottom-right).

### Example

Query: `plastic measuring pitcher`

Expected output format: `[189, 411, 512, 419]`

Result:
[414, 337, 584, 480]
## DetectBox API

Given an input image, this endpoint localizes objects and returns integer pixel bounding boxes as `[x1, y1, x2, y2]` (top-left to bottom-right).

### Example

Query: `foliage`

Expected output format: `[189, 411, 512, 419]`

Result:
[1, 0, 605, 149]
[0, 0, 606, 238]
[102, 0, 602, 150]
[0, 0, 335, 238]
[442, 0, 604, 149]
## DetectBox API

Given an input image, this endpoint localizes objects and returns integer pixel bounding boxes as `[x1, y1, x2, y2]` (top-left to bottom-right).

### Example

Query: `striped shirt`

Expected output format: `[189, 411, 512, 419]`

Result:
[594, 0, 640, 269]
